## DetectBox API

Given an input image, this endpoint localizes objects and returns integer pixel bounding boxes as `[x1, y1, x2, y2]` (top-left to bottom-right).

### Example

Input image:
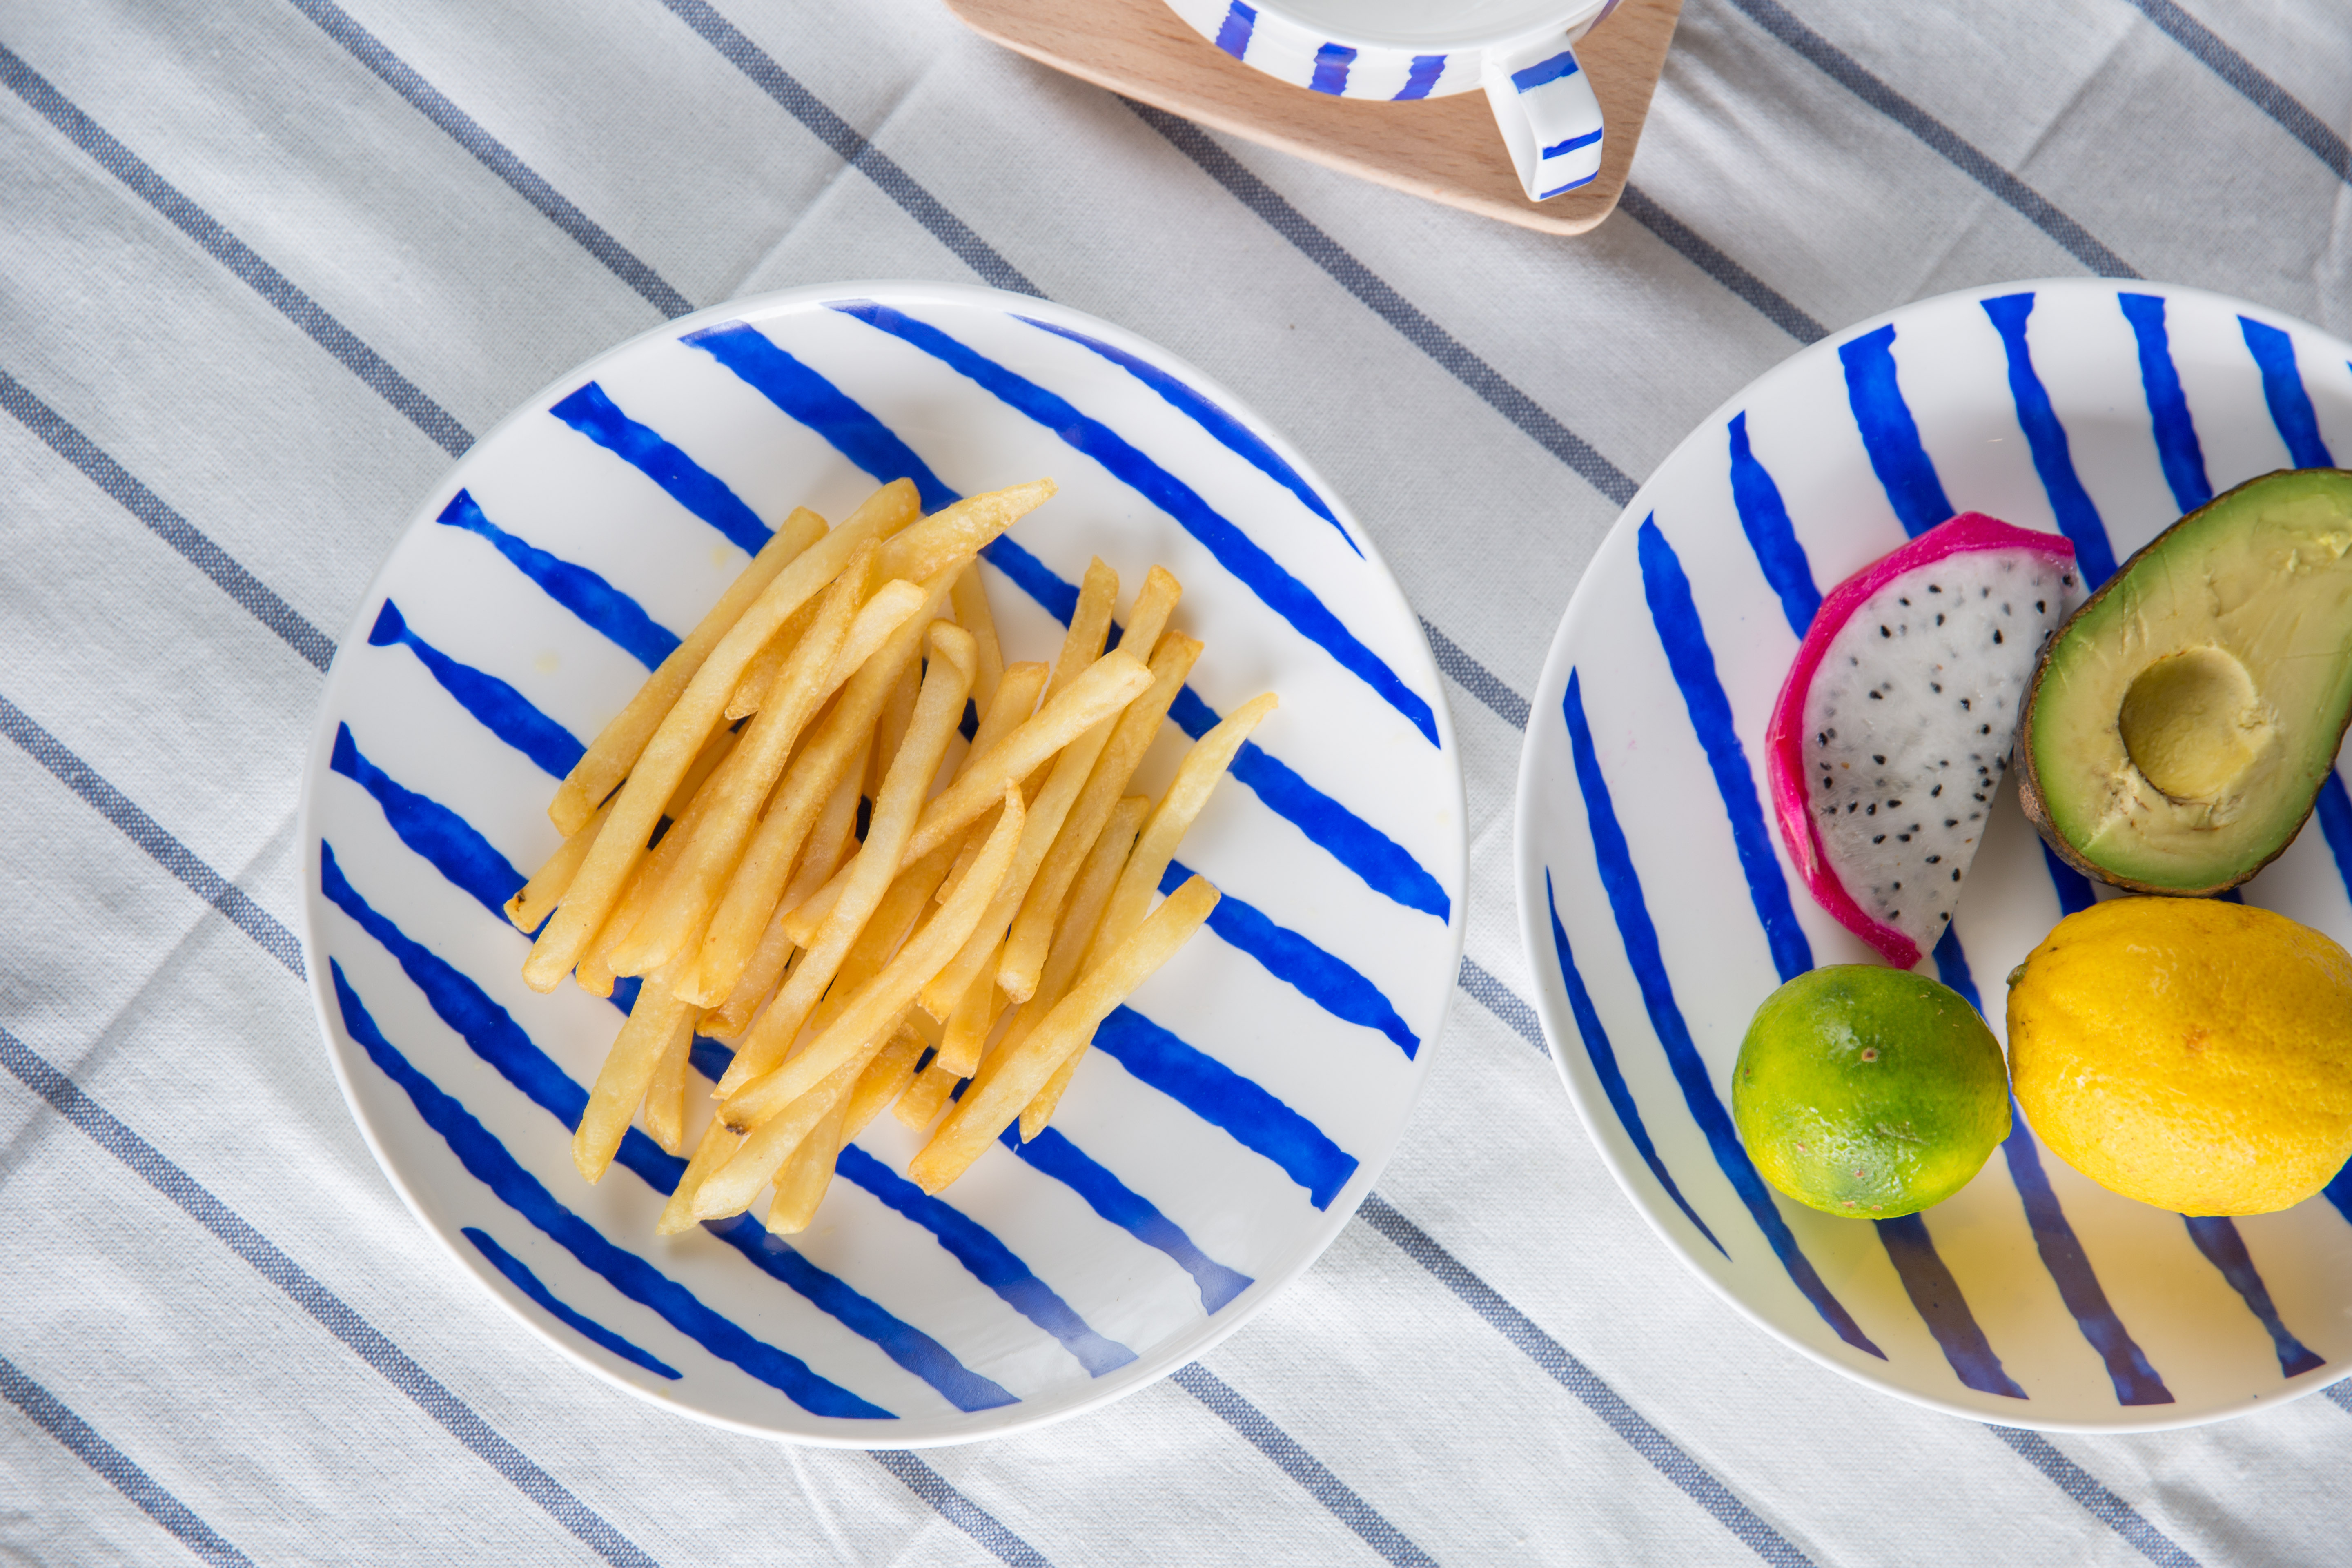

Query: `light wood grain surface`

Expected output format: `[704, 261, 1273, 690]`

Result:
[943, 0, 1682, 235]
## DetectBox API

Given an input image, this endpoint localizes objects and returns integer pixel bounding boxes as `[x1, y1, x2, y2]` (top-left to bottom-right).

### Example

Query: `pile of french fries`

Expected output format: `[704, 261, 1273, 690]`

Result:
[503, 477, 1276, 1236]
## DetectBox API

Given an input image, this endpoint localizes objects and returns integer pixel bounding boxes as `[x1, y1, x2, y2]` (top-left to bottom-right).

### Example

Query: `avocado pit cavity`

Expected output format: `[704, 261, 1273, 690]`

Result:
[2117, 645, 2269, 804]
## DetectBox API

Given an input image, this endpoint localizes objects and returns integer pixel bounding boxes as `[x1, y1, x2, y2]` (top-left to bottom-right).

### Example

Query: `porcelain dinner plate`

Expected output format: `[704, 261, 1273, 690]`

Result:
[1516, 278, 2352, 1430]
[298, 280, 1466, 1444]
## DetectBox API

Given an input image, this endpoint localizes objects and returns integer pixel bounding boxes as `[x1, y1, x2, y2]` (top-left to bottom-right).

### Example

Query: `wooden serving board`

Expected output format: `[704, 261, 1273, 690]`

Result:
[944, 0, 1682, 234]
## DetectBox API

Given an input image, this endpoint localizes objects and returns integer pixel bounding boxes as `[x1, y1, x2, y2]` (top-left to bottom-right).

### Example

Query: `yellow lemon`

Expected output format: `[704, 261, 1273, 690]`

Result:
[2007, 897, 2352, 1215]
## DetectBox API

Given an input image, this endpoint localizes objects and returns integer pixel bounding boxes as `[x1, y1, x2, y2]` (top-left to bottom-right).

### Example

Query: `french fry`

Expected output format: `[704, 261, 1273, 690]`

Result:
[1000, 632, 1200, 1001]
[893, 1054, 960, 1129]
[656, 1115, 743, 1234]
[573, 974, 697, 1182]
[806, 844, 956, 1040]
[1015, 794, 1148, 1139]
[593, 733, 753, 975]
[604, 548, 870, 977]
[724, 592, 822, 722]
[506, 795, 609, 933]
[1117, 566, 1184, 669]
[641, 1007, 697, 1156]
[713, 624, 980, 1097]
[911, 875, 1220, 1192]
[522, 492, 928, 991]
[694, 1053, 866, 1221]
[876, 480, 1056, 585]
[932, 967, 1006, 1078]
[549, 503, 835, 834]
[847, 1022, 928, 1138]
[868, 659, 920, 801]
[949, 561, 1004, 713]
[1088, 693, 1275, 967]
[764, 1091, 849, 1234]
[1045, 557, 1118, 702]
[723, 783, 1025, 1129]
[698, 740, 864, 1034]
[781, 650, 1152, 944]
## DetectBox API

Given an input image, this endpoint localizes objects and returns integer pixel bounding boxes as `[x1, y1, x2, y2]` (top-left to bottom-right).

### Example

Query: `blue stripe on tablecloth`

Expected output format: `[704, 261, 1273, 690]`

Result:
[367, 603, 584, 779]
[435, 490, 680, 669]
[1358, 1195, 1817, 1567]
[1840, 324, 1953, 536]
[0, 1025, 659, 1568]
[1987, 1428, 2202, 1567]
[1171, 1362, 1437, 1568]
[999, 1126, 1254, 1313]
[0, 44, 474, 456]
[1160, 859, 1417, 1056]
[2118, 293, 2214, 513]
[1713, 0, 2139, 278]
[1981, 293, 2119, 587]
[1636, 519, 1813, 983]
[1546, 871, 1726, 1256]
[1562, 670, 1882, 1356]
[1932, 932, 2173, 1406]
[330, 724, 524, 920]
[835, 1147, 1137, 1377]
[0, 1352, 255, 1568]
[1214, 3, 1256, 60]
[1616, 187, 1830, 345]
[2180, 1218, 2326, 1378]
[1872, 1214, 2027, 1398]
[1308, 42, 1356, 96]
[829, 298, 1440, 746]
[2118, 0, 2352, 182]
[1091, 1007, 1359, 1208]
[330, 960, 895, 1418]
[1013, 314, 1362, 555]
[2239, 317, 2338, 466]
[550, 381, 770, 555]
[1726, 414, 1821, 637]
[283, 0, 692, 317]
[318, 843, 1018, 1413]
[462, 1227, 682, 1379]
[0, 365, 337, 671]
[682, 320, 1450, 921]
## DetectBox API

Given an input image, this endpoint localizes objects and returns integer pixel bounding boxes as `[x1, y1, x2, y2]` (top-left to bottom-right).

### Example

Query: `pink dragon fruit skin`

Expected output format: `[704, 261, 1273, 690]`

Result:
[1766, 514, 2078, 969]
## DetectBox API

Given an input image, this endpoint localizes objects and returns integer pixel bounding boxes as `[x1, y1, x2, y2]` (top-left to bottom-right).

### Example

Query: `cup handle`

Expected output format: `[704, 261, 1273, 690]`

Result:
[1481, 33, 1605, 202]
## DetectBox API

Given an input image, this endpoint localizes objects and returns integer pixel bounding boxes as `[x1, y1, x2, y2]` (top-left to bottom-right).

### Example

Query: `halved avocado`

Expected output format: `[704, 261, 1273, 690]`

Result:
[2017, 468, 2352, 895]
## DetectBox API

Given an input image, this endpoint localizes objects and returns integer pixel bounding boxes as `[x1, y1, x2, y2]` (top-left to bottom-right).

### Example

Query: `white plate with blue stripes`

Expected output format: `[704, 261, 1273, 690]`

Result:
[1516, 278, 2352, 1432]
[296, 281, 1466, 1445]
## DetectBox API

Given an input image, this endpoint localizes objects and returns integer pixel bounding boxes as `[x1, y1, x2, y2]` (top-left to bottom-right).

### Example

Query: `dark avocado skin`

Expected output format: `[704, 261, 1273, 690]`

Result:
[2016, 468, 2352, 897]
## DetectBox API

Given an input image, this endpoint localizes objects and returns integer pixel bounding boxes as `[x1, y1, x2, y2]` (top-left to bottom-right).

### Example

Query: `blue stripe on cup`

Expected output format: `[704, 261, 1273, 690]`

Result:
[1510, 51, 1581, 90]
[1309, 42, 1355, 96]
[1395, 55, 1446, 100]
[1214, 1, 1256, 60]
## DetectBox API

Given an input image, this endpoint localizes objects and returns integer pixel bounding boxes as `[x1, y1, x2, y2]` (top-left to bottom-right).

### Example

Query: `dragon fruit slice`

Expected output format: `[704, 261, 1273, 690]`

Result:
[1766, 513, 2078, 968]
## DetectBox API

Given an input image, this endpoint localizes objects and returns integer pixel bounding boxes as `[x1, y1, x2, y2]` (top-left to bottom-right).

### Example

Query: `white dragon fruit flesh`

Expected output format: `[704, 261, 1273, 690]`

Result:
[1766, 513, 2078, 969]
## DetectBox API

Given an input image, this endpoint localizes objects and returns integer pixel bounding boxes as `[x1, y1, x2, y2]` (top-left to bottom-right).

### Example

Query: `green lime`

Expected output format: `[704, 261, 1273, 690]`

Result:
[1732, 966, 2011, 1218]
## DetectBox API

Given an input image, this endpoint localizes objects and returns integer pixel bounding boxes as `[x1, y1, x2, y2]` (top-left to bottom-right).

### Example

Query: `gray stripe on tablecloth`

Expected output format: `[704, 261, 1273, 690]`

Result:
[1986, 1428, 2201, 1566]
[867, 1452, 1056, 1568]
[0, 365, 337, 673]
[1420, 619, 1530, 732]
[1715, 0, 2139, 278]
[1125, 98, 1641, 509]
[284, 0, 695, 318]
[1358, 1192, 1814, 1567]
[0, 693, 305, 976]
[1616, 186, 1829, 345]
[0, 1025, 661, 1568]
[1172, 1363, 1437, 1568]
[0, 42, 474, 456]
[2115, 0, 2350, 181]
[653, 0, 1043, 298]
[0, 1352, 256, 1568]
[1457, 958, 1550, 1057]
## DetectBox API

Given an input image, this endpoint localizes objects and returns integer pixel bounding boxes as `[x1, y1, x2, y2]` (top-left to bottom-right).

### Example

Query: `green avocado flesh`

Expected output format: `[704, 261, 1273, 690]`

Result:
[2022, 468, 2352, 893]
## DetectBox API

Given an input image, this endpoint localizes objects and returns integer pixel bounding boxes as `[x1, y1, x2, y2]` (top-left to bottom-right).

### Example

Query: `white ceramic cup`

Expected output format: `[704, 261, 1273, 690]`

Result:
[1164, 0, 1620, 202]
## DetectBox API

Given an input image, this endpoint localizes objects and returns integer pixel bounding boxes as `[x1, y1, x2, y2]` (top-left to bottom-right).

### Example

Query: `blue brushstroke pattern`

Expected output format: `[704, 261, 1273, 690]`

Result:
[2040, 844, 2098, 917]
[1981, 293, 2119, 587]
[829, 298, 1440, 746]
[1161, 859, 1416, 1056]
[1309, 42, 1355, 95]
[463, 1227, 681, 1379]
[1873, 1214, 2028, 1397]
[1563, 670, 1884, 1356]
[1214, 1, 1256, 59]
[1396, 55, 1445, 100]
[329, 724, 523, 920]
[2118, 293, 2213, 512]
[1840, 324, 1953, 537]
[1510, 50, 1580, 89]
[2239, 317, 2337, 467]
[683, 326, 1452, 922]
[319, 844, 1018, 1413]
[328, 960, 893, 1419]
[368, 600, 584, 779]
[1541, 129, 1605, 160]
[1546, 872, 1725, 1256]
[999, 1125, 1255, 1313]
[1727, 412, 1820, 637]
[1090, 1006, 1359, 1209]
[1635, 519, 1814, 984]
[2180, 1216, 2326, 1378]
[550, 381, 770, 555]
[436, 490, 679, 670]
[1015, 314, 1361, 555]
[835, 1145, 1138, 1377]
[2314, 775, 2352, 906]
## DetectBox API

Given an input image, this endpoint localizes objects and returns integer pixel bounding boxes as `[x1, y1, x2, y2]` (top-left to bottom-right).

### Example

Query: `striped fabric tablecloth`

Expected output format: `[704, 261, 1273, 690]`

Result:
[1, 0, 2345, 1562]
